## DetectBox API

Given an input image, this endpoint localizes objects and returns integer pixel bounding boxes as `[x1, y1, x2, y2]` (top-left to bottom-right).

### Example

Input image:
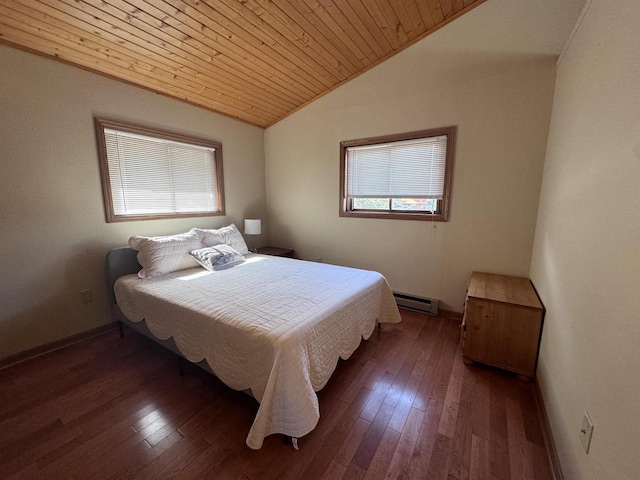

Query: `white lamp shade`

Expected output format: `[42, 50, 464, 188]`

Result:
[244, 219, 261, 235]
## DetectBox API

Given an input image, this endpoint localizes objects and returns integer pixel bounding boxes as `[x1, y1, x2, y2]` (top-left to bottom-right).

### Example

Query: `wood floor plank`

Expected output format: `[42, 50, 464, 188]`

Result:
[470, 433, 490, 480]
[0, 418, 64, 465]
[0, 310, 555, 479]
[448, 363, 477, 480]
[191, 447, 240, 480]
[473, 378, 492, 441]
[352, 402, 395, 469]
[406, 398, 445, 478]
[426, 433, 454, 480]
[102, 430, 184, 480]
[506, 395, 535, 480]
[438, 346, 465, 438]
[5, 462, 40, 480]
[369, 327, 401, 364]
[387, 349, 427, 432]
[339, 359, 375, 404]
[353, 361, 387, 400]
[361, 427, 401, 480]
[0, 423, 83, 478]
[200, 394, 256, 450]
[301, 387, 373, 478]
[532, 443, 554, 480]
[384, 332, 415, 375]
[383, 406, 425, 478]
[360, 371, 395, 422]
[518, 382, 546, 447]
[42, 394, 196, 476]
[382, 359, 414, 407]
[489, 401, 511, 480]
[343, 462, 367, 480]
[261, 392, 350, 480]
[430, 322, 460, 404]
[322, 459, 348, 479]
[138, 436, 209, 480]
[412, 319, 446, 413]
[171, 442, 236, 480]
[334, 417, 371, 467]
[64, 425, 149, 479]
[412, 364, 437, 411]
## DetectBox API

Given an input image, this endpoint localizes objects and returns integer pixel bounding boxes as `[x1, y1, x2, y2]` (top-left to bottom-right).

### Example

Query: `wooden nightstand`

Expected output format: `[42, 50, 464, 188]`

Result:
[461, 272, 544, 379]
[256, 246, 295, 258]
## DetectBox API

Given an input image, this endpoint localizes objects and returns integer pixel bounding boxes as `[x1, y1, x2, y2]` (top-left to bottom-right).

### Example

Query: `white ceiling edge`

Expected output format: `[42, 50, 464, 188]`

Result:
[268, 0, 588, 128]
[419, 0, 588, 56]
[558, 0, 594, 65]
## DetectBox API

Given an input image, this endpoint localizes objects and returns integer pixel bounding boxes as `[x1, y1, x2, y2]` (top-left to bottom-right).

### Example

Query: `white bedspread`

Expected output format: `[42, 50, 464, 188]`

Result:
[114, 254, 401, 449]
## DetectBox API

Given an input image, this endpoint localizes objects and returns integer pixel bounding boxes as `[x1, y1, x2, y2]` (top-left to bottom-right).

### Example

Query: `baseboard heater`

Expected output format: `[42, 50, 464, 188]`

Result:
[393, 292, 439, 316]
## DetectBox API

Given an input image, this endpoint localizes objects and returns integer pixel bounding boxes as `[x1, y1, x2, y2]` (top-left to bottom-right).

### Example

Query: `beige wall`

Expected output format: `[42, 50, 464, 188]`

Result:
[265, 35, 557, 311]
[530, 1, 640, 478]
[0, 46, 266, 359]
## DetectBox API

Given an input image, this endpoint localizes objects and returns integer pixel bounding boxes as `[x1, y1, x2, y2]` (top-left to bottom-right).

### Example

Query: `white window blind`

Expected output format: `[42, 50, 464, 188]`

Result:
[104, 128, 218, 216]
[346, 135, 449, 199]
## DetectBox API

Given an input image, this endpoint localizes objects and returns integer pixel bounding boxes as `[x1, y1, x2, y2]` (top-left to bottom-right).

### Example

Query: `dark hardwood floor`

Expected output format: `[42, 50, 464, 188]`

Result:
[0, 310, 553, 479]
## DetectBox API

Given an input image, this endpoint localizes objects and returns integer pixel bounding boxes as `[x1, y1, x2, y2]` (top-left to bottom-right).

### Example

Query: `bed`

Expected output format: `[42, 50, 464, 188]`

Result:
[106, 228, 401, 450]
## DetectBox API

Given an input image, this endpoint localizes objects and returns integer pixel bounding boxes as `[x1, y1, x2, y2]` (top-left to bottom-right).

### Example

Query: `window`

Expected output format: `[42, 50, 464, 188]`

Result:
[95, 118, 225, 222]
[340, 126, 455, 221]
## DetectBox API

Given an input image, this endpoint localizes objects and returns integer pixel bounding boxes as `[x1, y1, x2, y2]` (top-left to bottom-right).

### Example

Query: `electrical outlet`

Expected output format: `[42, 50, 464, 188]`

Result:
[580, 411, 594, 454]
[80, 289, 93, 304]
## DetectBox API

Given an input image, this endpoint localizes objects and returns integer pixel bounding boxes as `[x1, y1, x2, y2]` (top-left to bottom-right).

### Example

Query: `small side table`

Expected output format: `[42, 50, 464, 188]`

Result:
[256, 246, 295, 258]
[461, 271, 544, 379]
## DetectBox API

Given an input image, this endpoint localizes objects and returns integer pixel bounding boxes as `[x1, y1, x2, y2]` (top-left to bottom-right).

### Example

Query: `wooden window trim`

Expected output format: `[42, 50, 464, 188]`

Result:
[339, 126, 455, 222]
[95, 117, 225, 223]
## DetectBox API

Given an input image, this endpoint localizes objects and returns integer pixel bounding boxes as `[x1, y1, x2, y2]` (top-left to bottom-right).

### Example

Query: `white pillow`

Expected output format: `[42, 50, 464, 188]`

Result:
[190, 245, 245, 271]
[195, 224, 249, 255]
[129, 229, 204, 278]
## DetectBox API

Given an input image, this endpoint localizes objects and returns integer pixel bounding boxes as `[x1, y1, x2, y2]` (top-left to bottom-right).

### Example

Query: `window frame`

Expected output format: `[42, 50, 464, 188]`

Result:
[339, 126, 455, 222]
[95, 117, 225, 223]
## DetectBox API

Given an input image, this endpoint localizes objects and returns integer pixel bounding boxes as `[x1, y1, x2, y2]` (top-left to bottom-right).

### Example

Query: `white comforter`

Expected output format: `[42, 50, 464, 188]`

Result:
[114, 254, 401, 449]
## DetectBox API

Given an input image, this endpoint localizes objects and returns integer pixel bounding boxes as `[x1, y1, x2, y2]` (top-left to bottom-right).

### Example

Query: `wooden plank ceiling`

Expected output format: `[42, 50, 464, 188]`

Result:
[0, 0, 486, 127]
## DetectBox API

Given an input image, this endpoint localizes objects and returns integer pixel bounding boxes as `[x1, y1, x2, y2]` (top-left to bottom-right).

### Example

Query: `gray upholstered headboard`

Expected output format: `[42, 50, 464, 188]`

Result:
[104, 246, 217, 377]
[105, 247, 140, 304]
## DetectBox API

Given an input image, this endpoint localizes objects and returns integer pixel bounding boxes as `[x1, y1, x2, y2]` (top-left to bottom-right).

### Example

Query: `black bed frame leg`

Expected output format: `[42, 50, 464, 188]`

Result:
[118, 322, 124, 339]
[282, 435, 300, 449]
[178, 357, 185, 377]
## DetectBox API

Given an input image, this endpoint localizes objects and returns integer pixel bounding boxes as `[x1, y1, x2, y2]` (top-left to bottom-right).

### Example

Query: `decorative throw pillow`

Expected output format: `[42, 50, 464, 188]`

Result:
[195, 224, 249, 255]
[129, 229, 203, 278]
[190, 245, 246, 271]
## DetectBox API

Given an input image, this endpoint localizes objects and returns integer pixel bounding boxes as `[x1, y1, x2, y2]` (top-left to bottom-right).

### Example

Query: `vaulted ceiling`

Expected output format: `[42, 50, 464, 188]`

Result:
[0, 0, 487, 127]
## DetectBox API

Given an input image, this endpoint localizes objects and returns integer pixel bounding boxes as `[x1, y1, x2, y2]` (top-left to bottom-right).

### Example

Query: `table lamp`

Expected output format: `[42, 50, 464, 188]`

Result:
[244, 219, 261, 253]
